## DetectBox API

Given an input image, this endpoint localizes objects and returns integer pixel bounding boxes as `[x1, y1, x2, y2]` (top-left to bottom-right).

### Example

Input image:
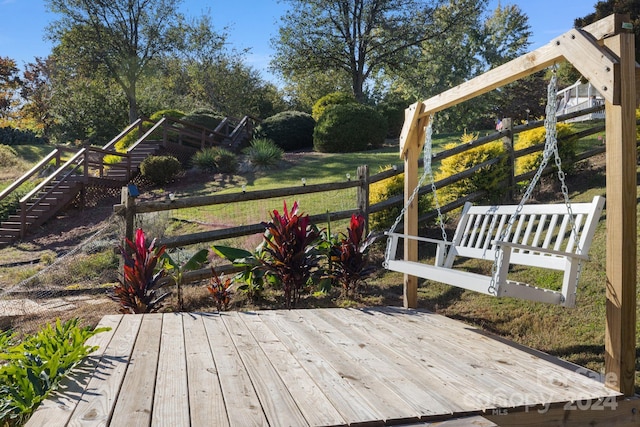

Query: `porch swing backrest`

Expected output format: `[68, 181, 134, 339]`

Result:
[444, 196, 605, 271]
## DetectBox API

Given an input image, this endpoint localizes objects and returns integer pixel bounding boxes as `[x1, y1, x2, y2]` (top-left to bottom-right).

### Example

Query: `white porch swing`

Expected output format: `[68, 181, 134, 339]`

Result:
[383, 68, 605, 308]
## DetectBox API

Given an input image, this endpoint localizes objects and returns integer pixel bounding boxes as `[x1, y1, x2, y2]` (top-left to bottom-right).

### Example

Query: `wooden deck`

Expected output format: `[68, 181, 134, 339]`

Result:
[26, 307, 635, 426]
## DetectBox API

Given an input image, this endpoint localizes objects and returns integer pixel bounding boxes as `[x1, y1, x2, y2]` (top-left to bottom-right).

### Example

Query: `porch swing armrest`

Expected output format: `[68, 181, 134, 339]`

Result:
[491, 240, 591, 261]
[385, 232, 453, 247]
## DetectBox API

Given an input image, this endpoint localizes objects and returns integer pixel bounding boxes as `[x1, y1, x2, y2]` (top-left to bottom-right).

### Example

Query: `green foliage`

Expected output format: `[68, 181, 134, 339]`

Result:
[111, 228, 171, 314]
[368, 166, 431, 231]
[206, 267, 232, 311]
[161, 248, 210, 311]
[149, 109, 185, 122]
[0, 181, 37, 223]
[0, 319, 109, 426]
[377, 100, 407, 139]
[313, 103, 387, 153]
[254, 111, 315, 151]
[435, 133, 508, 204]
[0, 144, 19, 167]
[211, 245, 269, 302]
[242, 138, 283, 169]
[311, 91, 356, 121]
[329, 214, 376, 297]
[140, 155, 181, 185]
[515, 123, 578, 176]
[181, 111, 225, 131]
[191, 147, 237, 174]
[0, 127, 44, 146]
[261, 200, 322, 308]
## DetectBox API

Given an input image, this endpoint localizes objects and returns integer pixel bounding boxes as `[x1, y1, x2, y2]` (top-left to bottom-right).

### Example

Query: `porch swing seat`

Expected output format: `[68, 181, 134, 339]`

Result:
[385, 195, 605, 307]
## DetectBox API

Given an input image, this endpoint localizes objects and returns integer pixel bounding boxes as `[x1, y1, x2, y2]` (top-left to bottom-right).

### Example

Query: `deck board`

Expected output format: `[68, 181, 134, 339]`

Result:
[25, 308, 626, 427]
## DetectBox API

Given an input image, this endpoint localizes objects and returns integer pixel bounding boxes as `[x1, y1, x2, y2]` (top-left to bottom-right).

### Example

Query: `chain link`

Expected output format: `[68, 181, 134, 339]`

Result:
[385, 115, 448, 263]
[488, 66, 580, 297]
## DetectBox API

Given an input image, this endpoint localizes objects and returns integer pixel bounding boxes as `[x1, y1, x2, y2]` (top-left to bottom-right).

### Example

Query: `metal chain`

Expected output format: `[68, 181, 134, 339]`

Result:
[385, 115, 447, 263]
[488, 65, 579, 296]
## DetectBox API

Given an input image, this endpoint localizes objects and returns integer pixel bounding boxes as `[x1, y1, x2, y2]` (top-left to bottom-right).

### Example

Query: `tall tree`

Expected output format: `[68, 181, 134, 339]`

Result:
[0, 57, 21, 121]
[20, 57, 55, 137]
[271, 0, 481, 102]
[46, 0, 199, 123]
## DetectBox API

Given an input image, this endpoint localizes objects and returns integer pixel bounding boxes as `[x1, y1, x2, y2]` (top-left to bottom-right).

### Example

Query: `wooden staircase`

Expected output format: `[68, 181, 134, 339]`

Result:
[0, 115, 255, 246]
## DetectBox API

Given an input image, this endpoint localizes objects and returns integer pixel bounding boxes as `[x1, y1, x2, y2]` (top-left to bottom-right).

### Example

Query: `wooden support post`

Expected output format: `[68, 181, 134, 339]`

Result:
[403, 144, 419, 309]
[603, 29, 637, 396]
[356, 165, 370, 235]
[122, 186, 136, 244]
[501, 117, 515, 202]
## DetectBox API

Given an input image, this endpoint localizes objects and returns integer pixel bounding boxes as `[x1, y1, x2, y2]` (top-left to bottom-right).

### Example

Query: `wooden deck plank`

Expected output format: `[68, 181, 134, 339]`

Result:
[307, 308, 459, 417]
[223, 311, 310, 426]
[237, 311, 347, 426]
[25, 315, 123, 427]
[109, 313, 162, 427]
[201, 313, 268, 426]
[258, 310, 385, 425]
[379, 307, 620, 401]
[67, 314, 143, 426]
[183, 313, 229, 427]
[151, 313, 189, 427]
[263, 309, 421, 424]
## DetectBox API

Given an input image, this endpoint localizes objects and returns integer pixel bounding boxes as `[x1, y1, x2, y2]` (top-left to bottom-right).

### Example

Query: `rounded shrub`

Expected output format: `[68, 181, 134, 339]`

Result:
[181, 110, 226, 131]
[140, 155, 182, 185]
[515, 123, 577, 176]
[254, 111, 315, 152]
[243, 138, 284, 170]
[149, 109, 186, 122]
[191, 147, 238, 174]
[434, 132, 508, 204]
[313, 104, 387, 153]
[312, 91, 356, 121]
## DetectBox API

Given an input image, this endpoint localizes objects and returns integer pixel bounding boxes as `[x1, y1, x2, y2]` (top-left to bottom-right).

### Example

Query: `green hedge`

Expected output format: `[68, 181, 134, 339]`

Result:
[255, 111, 315, 152]
[313, 104, 387, 153]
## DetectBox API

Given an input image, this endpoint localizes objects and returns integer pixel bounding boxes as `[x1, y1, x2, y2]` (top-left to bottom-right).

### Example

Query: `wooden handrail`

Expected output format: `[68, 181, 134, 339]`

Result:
[20, 148, 86, 204]
[102, 118, 143, 150]
[127, 118, 167, 153]
[0, 148, 60, 203]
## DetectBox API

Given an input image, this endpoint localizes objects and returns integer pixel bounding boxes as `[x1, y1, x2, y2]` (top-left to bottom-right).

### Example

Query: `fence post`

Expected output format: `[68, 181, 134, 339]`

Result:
[121, 186, 136, 243]
[501, 117, 515, 202]
[356, 165, 370, 235]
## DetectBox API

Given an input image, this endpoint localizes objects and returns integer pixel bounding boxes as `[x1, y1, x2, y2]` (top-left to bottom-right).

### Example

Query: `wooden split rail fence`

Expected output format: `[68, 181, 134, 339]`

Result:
[115, 105, 614, 284]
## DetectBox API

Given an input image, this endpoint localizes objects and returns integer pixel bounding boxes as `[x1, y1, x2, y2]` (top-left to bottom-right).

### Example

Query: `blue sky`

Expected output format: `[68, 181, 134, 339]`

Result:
[0, 0, 599, 83]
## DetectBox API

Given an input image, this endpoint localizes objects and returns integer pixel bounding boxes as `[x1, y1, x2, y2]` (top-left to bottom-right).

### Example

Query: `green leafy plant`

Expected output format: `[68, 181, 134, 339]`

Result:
[243, 138, 283, 169]
[313, 103, 387, 153]
[0, 319, 109, 427]
[111, 228, 171, 314]
[254, 111, 315, 151]
[161, 248, 209, 311]
[139, 155, 181, 185]
[211, 245, 269, 302]
[330, 213, 376, 298]
[191, 147, 237, 174]
[261, 200, 321, 308]
[206, 267, 233, 311]
[311, 91, 356, 121]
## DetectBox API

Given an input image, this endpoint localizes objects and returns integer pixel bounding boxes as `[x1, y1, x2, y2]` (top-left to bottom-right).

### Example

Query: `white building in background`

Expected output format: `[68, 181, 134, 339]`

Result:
[556, 80, 605, 122]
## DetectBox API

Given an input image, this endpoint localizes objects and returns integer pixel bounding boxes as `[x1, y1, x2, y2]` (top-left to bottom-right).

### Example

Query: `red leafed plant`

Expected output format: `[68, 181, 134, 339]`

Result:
[261, 200, 321, 308]
[330, 213, 376, 298]
[111, 228, 171, 314]
[207, 267, 232, 311]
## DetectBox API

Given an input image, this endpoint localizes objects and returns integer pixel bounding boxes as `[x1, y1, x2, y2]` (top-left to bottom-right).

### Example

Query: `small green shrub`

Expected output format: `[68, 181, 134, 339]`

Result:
[313, 104, 387, 153]
[243, 138, 283, 169]
[0, 319, 110, 426]
[312, 91, 357, 121]
[515, 122, 578, 176]
[0, 144, 19, 167]
[254, 111, 315, 151]
[435, 131, 508, 204]
[140, 155, 181, 185]
[191, 147, 238, 174]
